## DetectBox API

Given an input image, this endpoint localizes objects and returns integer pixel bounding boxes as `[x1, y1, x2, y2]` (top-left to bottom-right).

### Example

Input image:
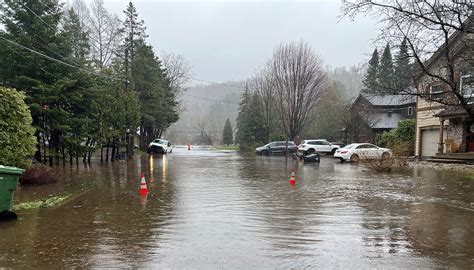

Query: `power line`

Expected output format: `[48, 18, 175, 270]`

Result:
[37, 0, 61, 15]
[2, 36, 241, 105]
[20, 2, 91, 69]
[181, 93, 239, 105]
[190, 78, 248, 90]
[0, 36, 126, 82]
[20, 2, 57, 33]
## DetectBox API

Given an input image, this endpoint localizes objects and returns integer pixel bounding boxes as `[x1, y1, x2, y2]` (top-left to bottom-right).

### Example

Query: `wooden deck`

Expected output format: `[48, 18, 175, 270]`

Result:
[426, 152, 474, 164]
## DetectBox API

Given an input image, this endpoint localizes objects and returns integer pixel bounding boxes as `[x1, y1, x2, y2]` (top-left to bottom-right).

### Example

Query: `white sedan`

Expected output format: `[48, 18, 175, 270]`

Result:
[334, 143, 391, 162]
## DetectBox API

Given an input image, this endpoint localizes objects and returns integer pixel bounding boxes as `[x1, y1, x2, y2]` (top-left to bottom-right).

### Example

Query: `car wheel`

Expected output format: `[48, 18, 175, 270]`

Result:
[350, 154, 360, 163]
[382, 152, 390, 160]
[261, 150, 268, 156]
[330, 148, 336, 155]
[306, 148, 315, 155]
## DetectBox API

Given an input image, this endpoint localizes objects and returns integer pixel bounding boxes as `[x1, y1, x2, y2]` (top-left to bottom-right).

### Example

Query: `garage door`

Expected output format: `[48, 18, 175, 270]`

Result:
[421, 129, 441, 157]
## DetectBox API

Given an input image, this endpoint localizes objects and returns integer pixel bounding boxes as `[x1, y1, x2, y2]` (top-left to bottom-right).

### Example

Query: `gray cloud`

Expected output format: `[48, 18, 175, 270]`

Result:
[99, 0, 377, 83]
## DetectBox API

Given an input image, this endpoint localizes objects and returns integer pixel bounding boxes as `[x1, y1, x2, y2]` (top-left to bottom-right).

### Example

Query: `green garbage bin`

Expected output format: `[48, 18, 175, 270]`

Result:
[0, 165, 24, 220]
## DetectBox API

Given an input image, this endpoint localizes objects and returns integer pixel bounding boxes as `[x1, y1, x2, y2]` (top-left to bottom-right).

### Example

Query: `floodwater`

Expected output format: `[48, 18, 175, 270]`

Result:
[1, 146, 473, 268]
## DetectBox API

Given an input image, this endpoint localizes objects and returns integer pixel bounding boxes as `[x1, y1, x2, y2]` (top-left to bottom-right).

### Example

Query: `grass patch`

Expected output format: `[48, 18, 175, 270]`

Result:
[13, 193, 72, 210]
[212, 145, 240, 150]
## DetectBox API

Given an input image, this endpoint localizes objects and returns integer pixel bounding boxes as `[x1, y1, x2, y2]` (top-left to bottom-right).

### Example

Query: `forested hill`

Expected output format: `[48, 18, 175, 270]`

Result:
[165, 81, 245, 145]
[164, 65, 363, 146]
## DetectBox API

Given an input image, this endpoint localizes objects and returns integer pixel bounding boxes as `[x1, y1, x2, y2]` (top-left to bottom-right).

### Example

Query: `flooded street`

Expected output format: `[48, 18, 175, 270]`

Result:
[1, 147, 473, 268]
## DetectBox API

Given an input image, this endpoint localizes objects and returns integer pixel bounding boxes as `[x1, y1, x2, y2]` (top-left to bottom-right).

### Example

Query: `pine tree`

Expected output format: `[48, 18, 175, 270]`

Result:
[378, 43, 395, 94]
[222, 118, 233, 146]
[121, 1, 147, 86]
[236, 87, 265, 151]
[394, 38, 412, 92]
[362, 48, 379, 94]
[236, 86, 251, 147]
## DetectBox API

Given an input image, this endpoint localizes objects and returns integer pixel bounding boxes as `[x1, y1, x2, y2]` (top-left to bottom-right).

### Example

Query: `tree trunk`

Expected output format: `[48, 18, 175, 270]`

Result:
[83, 137, 91, 163]
[34, 131, 42, 162]
[88, 139, 95, 163]
[69, 145, 73, 165]
[106, 139, 110, 162]
[111, 139, 116, 162]
[100, 144, 104, 162]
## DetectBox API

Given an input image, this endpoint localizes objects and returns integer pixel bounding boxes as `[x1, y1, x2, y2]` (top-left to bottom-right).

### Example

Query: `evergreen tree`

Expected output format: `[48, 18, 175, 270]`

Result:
[132, 40, 178, 150]
[362, 48, 379, 94]
[236, 86, 251, 147]
[378, 43, 395, 94]
[394, 38, 412, 92]
[236, 87, 265, 151]
[222, 118, 233, 146]
[0, 87, 37, 169]
[120, 1, 147, 86]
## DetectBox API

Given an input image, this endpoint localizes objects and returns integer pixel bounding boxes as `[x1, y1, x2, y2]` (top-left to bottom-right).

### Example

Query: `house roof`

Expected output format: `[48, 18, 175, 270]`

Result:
[371, 113, 403, 129]
[361, 93, 416, 106]
[433, 105, 474, 118]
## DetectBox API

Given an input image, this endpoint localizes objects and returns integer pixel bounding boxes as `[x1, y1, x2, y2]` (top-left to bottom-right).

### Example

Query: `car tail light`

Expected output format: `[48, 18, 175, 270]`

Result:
[340, 150, 348, 154]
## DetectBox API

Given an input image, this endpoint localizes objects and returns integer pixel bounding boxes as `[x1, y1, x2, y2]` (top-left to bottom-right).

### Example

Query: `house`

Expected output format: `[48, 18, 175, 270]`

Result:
[415, 28, 474, 158]
[344, 93, 416, 143]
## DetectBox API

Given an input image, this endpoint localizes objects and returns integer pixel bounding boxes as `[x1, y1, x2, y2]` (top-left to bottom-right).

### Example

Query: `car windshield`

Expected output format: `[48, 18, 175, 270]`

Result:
[154, 139, 167, 144]
[341, 144, 354, 149]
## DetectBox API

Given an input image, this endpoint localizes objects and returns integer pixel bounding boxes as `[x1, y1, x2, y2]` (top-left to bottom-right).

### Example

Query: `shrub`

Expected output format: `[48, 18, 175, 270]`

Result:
[19, 164, 61, 186]
[358, 141, 410, 172]
[0, 87, 36, 169]
[376, 119, 415, 155]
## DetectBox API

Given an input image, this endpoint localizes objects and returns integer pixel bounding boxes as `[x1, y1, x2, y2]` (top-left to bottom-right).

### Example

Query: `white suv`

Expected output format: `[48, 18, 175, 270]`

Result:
[298, 139, 340, 155]
[147, 139, 172, 154]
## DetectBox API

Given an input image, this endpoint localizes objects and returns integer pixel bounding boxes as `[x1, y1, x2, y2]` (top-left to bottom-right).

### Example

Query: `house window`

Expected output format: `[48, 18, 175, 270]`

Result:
[408, 107, 414, 116]
[461, 74, 474, 103]
[429, 84, 444, 101]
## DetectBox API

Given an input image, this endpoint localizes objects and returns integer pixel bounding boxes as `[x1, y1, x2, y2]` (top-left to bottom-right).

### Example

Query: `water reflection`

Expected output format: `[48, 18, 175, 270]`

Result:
[0, 149, 473, 268]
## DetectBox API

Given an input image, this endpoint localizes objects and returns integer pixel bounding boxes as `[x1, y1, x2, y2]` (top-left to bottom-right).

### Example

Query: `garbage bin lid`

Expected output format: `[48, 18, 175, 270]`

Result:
[0, 165, 25, 175]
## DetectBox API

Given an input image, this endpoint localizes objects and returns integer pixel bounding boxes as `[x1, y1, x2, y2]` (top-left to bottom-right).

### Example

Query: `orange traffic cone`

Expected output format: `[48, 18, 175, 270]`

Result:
[289, 169, 296, 185]
[139, 173, 148, 195]
[188, 143, 191, 151]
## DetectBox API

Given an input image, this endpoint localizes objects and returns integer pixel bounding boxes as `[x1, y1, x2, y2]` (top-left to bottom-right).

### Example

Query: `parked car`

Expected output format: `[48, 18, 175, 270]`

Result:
[255, 141, 297, 155]
[147, 139, 172, 154]
[298, 139, 340, 155]
[334, 143, 391, 162]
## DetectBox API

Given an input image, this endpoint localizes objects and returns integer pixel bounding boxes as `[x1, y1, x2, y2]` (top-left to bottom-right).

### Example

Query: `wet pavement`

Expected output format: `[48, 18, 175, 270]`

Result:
[1, 146, 473, 268]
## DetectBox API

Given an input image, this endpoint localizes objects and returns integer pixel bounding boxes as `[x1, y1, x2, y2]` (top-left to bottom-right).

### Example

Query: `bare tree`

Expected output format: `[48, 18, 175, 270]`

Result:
[161, 52, 192, 96]
[87, 0, 122, 69]
[267, 40, 328, 141]
[250, 69, 274, 142]
[71, 0, 90, 28]
[195, 121, 214, 145]
[341, 0, 474, 116]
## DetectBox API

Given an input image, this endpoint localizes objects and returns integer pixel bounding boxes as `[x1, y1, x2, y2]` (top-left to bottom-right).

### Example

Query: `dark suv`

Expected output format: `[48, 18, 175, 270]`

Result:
[255, 141, 297, 155]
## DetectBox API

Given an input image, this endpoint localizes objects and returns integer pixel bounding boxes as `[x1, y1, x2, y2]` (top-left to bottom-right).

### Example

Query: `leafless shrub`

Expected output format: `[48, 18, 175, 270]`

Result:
[358, 141, 409, 172]
[19, 164, 61, 186]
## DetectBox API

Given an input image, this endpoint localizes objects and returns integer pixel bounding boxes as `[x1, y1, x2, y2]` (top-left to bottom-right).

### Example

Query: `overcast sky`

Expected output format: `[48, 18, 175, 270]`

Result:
[97, 0, 378, 84]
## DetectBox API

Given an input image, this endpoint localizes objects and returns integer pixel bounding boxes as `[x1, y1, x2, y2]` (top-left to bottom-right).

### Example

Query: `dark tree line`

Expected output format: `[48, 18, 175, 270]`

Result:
[0, 0, 182, 164]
